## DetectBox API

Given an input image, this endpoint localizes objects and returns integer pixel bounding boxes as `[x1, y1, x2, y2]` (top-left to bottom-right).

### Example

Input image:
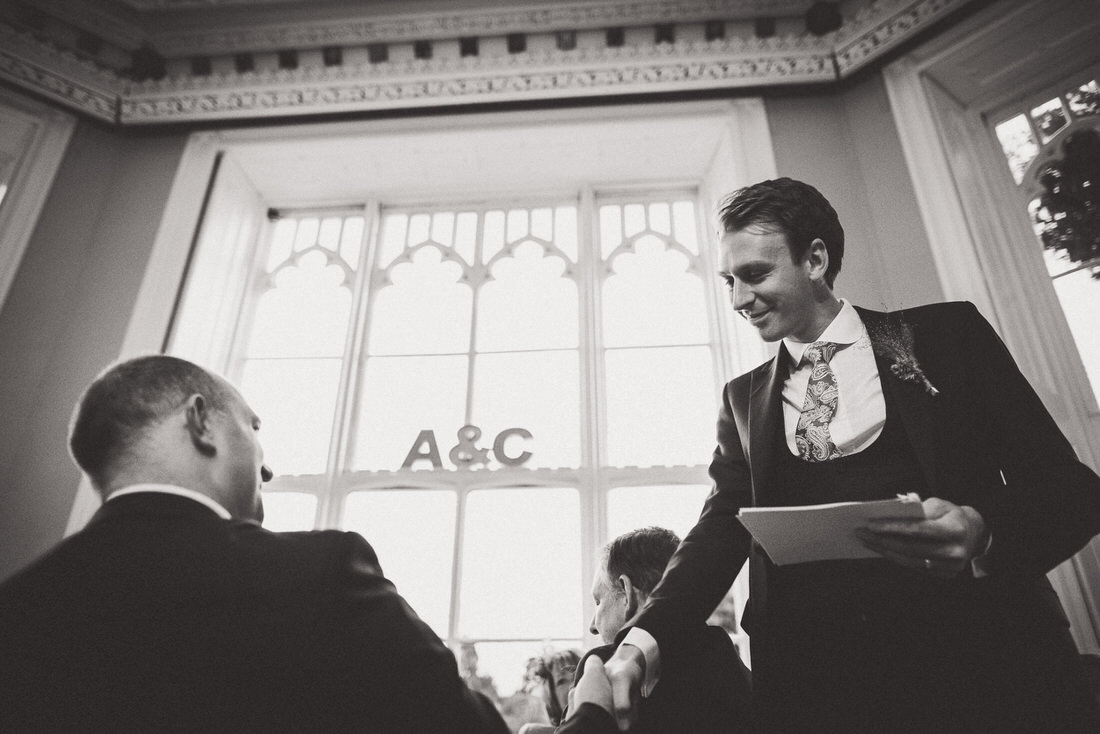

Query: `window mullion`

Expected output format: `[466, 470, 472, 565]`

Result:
[451, 209, 486, 645]
[577, 184, 603, 641]
[447, 486, 469, 647]
[319, 201, 381, 529]
[464, 210, 486, 426]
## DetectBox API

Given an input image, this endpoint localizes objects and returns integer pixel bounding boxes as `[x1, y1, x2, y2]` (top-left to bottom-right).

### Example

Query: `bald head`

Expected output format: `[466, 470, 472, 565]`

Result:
[69, 355, 234, 493]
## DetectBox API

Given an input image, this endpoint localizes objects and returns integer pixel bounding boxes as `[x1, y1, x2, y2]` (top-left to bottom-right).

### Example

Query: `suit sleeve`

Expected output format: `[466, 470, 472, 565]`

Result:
[555, 703, 619, 734]
[630, 378, 755, 650]
[957, 301, 1100, 576]
[325, 532, 510, 734]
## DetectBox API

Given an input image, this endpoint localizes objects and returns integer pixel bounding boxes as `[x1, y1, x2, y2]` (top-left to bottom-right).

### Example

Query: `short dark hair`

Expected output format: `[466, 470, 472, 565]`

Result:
[69, 355, 232, 491]
[718, 177, 845, 287]
[602, 526, 681, 596]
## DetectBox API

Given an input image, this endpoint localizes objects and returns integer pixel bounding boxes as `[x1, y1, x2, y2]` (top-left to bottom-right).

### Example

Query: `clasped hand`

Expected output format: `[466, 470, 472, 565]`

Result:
[856, 497, 989, 577]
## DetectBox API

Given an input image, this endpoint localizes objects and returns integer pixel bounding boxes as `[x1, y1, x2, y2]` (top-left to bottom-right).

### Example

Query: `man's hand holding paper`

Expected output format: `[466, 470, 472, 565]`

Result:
[736, 493, 925, 566]
[855, 496, 990, 578]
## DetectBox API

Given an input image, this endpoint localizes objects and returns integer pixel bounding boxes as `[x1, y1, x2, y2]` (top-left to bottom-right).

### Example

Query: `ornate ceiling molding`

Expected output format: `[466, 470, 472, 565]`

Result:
[0, 25, 120, 122]
[834, 0, 968, 75]
[0, 0, 981, 125]
[149, 1, 811, 55]
[120, 38, 834, 123]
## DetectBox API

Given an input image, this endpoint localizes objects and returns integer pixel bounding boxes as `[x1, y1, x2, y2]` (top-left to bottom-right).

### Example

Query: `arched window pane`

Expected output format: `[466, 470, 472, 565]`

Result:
[555, 206, 578, 263]
[478, 242, 577, 352]
[602, 236, 709, 347]
[455, 211, 479, 265]
[995, 114, 1039, 185]
[368, 247, 472, 355]
[246, 253, 352, 359]
[293, 217, 319, 252]
[1031, 97, 1068, 142]
[604, 346, 716, 467]
[377, 213, 407, 268]
[458, 488, 581, 639]
[339, 216, 364, 266]
[343, 489, 457, 638]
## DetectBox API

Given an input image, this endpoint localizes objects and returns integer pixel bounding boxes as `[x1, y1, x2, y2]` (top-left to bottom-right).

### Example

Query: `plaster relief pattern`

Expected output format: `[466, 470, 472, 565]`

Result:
[835, 0, 968, 74]
[0, 26, 120, 121]
[1, 0, 980, 125]
[120, 50, 827, 122]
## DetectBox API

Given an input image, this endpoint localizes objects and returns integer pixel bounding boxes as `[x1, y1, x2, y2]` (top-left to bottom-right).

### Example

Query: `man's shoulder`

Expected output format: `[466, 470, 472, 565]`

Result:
[855, 300, 980, 324]
[728, 355, 775, 390]
[240, 526, 383, 570]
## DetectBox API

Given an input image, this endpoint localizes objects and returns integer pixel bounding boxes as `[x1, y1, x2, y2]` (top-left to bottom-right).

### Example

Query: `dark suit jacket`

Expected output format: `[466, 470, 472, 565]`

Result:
[569, 625, 750, 734]
[631, 302, 1100, 732]
[0, 492, 508, 734]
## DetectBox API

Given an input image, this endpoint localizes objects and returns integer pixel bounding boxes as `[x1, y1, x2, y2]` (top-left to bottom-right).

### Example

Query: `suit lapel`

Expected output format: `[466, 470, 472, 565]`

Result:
[859, 307, 940, 497]
[747, 344, 790, 506]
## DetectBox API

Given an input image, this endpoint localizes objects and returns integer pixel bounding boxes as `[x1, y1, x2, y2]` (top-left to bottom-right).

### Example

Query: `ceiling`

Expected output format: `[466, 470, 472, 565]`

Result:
[0, 0, 988, 125]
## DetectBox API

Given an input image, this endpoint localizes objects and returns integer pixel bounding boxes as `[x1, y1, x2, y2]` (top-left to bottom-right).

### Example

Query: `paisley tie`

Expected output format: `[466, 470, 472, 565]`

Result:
[795, 341, 842, 462]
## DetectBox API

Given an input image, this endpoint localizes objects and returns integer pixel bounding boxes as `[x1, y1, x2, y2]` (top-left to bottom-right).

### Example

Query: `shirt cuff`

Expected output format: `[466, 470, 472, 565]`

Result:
[620, 627, 661, 697]
[970, 532, 993, 578]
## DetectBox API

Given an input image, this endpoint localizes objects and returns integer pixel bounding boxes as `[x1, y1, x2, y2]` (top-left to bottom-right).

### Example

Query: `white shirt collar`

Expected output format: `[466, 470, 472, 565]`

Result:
[784, 299, 865, 366]
[106, 483, 233, 520]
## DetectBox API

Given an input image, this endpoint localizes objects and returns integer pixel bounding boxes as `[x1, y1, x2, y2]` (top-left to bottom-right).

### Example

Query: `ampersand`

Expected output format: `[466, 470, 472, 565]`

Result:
[449, 424, 490, 469]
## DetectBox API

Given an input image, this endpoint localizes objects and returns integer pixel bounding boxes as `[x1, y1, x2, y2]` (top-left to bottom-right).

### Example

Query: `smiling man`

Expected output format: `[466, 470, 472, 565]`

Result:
[0, 354, 507, 734]
[604, 178, 1100, 732]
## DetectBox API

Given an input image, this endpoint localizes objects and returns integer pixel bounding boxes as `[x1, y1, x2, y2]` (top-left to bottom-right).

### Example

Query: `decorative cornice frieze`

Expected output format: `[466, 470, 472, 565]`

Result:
[834, 0, 970, 75]
[0, 24, 120, 121]
[2, 0, 983, 125]
[120, 37, 834, 123]
[149, 0, 809, 55]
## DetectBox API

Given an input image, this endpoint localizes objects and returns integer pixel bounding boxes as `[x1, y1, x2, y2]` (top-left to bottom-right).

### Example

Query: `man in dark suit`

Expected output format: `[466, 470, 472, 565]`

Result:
[532, 527, 752, 734]
[602, 178, 1100, 732]
[581, 526, 750, 733]
[0, 355, 508, 733]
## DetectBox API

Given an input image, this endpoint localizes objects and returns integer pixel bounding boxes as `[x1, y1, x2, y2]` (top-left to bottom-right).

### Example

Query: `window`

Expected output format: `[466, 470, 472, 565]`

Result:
[993, 71, 1100, 406]
[169, 186, 764, 703]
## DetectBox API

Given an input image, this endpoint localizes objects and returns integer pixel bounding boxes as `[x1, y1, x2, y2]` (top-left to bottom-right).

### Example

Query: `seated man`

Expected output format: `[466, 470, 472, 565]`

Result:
[578, 526, 752, 733]
[0, 355, 507, 733]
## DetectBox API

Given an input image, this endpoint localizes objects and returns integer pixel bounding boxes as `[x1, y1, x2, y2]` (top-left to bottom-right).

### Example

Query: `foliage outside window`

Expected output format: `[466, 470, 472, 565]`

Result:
[994, 73, 1100, 405]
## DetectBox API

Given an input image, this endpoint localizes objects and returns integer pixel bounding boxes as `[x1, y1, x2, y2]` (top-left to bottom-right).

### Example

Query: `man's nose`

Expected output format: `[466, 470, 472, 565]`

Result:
[731, 280, 753, 311]
[261, 464, 274, 482]
[588, 617, 598, 636]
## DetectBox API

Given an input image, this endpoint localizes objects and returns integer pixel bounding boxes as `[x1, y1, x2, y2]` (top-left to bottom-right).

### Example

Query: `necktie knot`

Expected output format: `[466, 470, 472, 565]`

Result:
[804, 341, 838, 366]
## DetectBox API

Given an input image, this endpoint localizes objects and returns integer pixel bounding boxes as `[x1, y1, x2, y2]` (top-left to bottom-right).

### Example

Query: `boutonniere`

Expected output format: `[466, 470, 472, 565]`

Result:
[866, 315, 940, 396]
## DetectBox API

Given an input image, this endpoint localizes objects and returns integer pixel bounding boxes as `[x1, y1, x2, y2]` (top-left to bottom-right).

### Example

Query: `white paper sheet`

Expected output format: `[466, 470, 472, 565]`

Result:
[737, 493, 924, 565]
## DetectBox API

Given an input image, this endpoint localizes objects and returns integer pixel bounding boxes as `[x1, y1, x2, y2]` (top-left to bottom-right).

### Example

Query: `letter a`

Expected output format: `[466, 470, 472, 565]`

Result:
[401, 429, 443, 470]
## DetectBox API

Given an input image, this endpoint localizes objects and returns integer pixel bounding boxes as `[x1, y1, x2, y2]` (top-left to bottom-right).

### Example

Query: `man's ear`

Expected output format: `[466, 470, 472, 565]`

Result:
[805, 237, 831, 283]
[619, 574, 639, 616]
[184, 393, 217, 457]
